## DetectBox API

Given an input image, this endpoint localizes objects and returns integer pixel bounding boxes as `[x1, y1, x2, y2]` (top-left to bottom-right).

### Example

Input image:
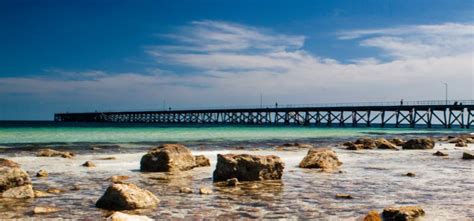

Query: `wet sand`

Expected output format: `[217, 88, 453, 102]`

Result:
[0, 142, 473, 220]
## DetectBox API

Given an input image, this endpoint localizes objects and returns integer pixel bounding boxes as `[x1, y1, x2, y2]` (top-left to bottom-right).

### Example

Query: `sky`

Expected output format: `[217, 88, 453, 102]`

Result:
[0, 0, 473, 120]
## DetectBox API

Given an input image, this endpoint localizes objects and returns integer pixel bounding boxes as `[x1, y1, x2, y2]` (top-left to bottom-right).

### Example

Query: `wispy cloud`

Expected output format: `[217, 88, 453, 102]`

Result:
[1, 21, 473, 119]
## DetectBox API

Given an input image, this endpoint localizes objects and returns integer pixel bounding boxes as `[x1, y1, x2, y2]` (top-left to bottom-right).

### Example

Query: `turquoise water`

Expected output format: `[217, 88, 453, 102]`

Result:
[0, 123, 467, 144]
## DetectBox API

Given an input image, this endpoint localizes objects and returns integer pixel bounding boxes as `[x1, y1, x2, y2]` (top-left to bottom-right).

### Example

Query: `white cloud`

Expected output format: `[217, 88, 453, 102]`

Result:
[1, 21, 473, 119]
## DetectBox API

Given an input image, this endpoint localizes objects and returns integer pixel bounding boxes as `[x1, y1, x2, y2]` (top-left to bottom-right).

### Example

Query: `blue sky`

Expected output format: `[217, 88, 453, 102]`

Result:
[0, 0, 473, 120]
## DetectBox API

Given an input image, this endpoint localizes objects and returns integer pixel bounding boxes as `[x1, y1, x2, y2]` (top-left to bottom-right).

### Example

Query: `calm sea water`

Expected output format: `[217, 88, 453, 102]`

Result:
[0, 121, 469, 145]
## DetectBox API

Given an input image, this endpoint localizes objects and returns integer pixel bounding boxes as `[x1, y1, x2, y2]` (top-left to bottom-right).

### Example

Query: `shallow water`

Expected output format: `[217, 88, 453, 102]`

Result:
[0, 142, 473, 220]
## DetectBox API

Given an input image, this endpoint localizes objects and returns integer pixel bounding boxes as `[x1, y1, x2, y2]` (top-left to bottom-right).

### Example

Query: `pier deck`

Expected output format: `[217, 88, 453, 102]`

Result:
[55, 100, 474, 128]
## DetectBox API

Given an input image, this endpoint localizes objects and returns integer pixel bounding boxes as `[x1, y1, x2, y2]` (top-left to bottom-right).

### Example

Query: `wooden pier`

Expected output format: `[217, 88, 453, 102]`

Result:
[55, 100, 474, 128]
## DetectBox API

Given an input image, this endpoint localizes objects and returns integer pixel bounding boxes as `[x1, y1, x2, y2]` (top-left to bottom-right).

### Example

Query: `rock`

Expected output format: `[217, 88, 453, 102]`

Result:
[36, 149, 74, 158]
[99, 157, 117, 160]
[389, 138, 405, 146]
[33, 206, 60, 214]
[299, 148, 342, 171]
[140, 144, 196, 172]
[36, 169, 48, 177]
[335, 193, 353, 199]
[96, 183, 159, 210]
[354, 137, 377, 149]
[405, 172, 416, 177]
[70, 184, 81, 191]
[346, 143, 365, 150]
[82, 161, 96, 167]
[0, 158, 34, 198]
[402, 138, 435, 150]
[375, 138, 398, 150]
[455, 141, 468, 147]
[213, 154, 284, 182]
[226, 178, 239, 186]
[2, 184, 34, 198]
[462, 151, 474, 160]
[433, 151, 448, 156]
[364, 210, 381, 221]
[382, 206, 425, 221]
[199, 187, 212, 194]
[107, 211, 152, 221]
[194, 155, 211, 167]
[342, 141, 353, 147]
[46, 187, 66, 194]
[110, 175, 130, 183]
[179, 187, 193, 194]
[34, 190, 53, 197]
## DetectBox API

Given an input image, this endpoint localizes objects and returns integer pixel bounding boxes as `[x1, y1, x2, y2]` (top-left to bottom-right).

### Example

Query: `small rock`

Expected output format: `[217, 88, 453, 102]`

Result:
[110, 175, 130, 183]
[342, 141, 353, 147]
[82, 161, 96, 167]
[33, 206, 60, 214]
[455, 141, 468, 147]
[0, 159, 34, 198]
[107, 211, 152, 221]
[382, 206, 425, 221]
[354, 137, 377, 149]
[375, 138, 398, 150]
[346, 143, 365, 150]
[402, 138, 435, 150]
[34, 190, 53, 197]
[389, 138, 405, 146]
[433, 151, 448, 156]
[96, 183, 159, 210]
[36, 149, 74, 158]
[226, 178, 239, 186]
[405, 172, 416, 177]
[199, 187, 212, 194]
[462, 151, 474, 160]
[363, 210, 381, 221]
[70, 185, 81, 191]
[179, 187, 193, 194]
[46, 187, 66, 194]
[194, 155, 211, 167]
[99, 156, 117, 160]
[335, 193, 353, 199]
[1, 185, 34, 198]
[299, 148, 342, 171]
[36, 169, 48, 177]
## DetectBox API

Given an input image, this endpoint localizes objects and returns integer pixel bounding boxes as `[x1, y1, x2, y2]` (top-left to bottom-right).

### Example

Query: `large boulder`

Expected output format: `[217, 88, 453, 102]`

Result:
[213, 154, 284, 182]
[402, 138, 435, 150]
[363, 210, 381, 221]
[0, 158, 34, 198]
[382, 206, 425, 221]
[36, 149, 75, 158]
[299, 148, 342, 171]
[140, 144, 196, 172]
[96, 183, 159, 210]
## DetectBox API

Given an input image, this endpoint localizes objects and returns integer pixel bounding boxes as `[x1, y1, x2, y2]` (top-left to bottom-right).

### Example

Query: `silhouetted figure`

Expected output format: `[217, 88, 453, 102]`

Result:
[454, 101, 458, 106]
[169, 107, 172, 111]
[275, 102, 278, 108]
[400, 99, 404, 106]
[460, 102, 463, 106]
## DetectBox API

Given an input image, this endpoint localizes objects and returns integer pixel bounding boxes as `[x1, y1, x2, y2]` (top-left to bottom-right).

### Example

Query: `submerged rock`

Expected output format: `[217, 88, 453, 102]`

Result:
[36, 169, 48, 177]
[99, 156, 117, 160]
[33, 206, 60, 214]
[0, 158, 34, 198]
[46, 187, 66, 194]
[82, 161, 96, 167]
[107, 212, 152, 221]
[140, 144, 196, 172]
[363, 210, 381, 221]
[226, 178, 239, 186]
[194, 155, 211, 167]
[462, 151, 474, 160]
[299, 148, 342, 171]
[199, 187, 213, 194]
[433, 151, 448, 157]
[96, 183, 159, 210]
[405, 172, 416, 177]
[36, 149, 74, 158]
[335, 193, 353, 199]
[213, 154, 284, 182]
[402, 138, 435, 150]
[109, 175, 130, 183]
[179, 187, 193, 194]
[382, 206, 425, 221]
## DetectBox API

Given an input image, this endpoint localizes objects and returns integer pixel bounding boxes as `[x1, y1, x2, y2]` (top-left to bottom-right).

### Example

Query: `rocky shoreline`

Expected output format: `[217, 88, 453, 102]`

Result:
[0, 134, 473, 220]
